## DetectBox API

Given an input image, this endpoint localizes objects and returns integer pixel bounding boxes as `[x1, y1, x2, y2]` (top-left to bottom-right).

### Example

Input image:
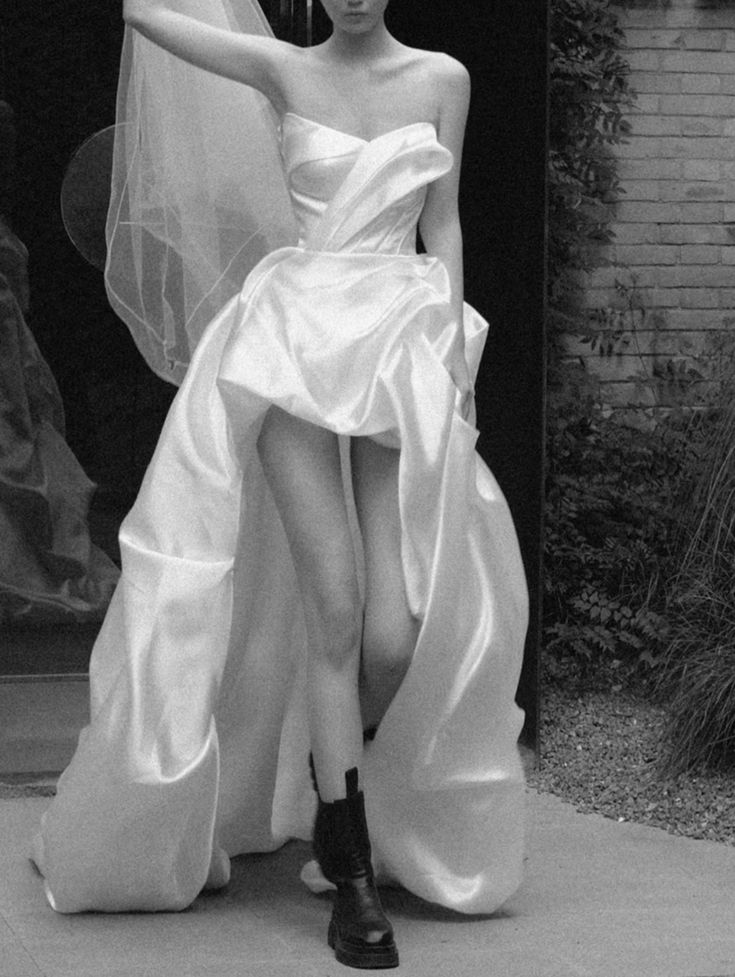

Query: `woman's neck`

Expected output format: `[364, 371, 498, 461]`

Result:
[324, 21, 397, 64]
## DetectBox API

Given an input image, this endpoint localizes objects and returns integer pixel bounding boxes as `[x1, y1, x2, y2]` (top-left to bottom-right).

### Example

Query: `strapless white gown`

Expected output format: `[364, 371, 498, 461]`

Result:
[33, 116, 529, 916]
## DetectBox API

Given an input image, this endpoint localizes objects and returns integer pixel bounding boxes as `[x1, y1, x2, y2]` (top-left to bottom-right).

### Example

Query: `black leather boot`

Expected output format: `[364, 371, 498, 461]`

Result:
[312, 766, 399, 970]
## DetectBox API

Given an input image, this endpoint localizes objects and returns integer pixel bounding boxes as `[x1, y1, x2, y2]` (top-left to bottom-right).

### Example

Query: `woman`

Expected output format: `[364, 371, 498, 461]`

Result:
[34, 1, 528, 970]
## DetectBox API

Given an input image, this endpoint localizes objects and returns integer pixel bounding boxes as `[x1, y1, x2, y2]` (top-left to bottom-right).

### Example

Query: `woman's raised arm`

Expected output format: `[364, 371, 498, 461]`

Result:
[123, 0, 294, 111]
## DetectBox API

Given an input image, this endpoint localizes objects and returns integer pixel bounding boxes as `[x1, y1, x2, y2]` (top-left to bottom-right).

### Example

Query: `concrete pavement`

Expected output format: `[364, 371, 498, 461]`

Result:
[1, 786, 734, 977]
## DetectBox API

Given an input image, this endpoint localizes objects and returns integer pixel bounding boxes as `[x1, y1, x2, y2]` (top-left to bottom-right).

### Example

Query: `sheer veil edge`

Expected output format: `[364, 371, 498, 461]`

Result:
[104, 0, 297, 385]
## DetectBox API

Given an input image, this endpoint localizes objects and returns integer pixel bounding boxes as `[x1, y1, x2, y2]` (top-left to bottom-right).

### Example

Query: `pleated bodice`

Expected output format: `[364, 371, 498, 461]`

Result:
[280, 113, 452, 256]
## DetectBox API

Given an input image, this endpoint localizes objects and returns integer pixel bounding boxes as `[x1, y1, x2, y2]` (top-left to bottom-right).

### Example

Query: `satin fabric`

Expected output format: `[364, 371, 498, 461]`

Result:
[34, 119, 528, 915]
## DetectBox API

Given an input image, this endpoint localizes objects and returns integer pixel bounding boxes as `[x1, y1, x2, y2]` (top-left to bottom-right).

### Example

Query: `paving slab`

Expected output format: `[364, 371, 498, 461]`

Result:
[0, 791, 733, 977]
[0, 679, 88, 777]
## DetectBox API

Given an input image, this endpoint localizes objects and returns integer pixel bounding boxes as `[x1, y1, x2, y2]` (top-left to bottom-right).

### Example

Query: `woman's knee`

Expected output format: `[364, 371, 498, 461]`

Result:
[362, 608, 417, 681]
[304, 563, 362, 667]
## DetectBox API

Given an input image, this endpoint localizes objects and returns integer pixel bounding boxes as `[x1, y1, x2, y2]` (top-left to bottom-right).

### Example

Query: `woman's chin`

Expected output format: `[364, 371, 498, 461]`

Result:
[340, 15, 374, 31]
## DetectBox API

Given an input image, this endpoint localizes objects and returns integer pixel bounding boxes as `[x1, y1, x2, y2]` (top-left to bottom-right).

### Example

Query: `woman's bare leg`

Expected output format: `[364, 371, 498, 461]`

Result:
[351, 437, 419, 732]
[258, 407, 362, 801]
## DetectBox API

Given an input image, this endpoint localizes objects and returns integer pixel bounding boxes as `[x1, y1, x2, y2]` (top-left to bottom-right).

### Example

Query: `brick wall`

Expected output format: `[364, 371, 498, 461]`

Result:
[573, 0, 735, 407]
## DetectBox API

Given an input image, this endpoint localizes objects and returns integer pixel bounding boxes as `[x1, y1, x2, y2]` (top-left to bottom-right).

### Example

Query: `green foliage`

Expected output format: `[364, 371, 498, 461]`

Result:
[578, 276, 735, 408]
[547, 0, 634, 349]
[544, 328, 735, 689]
[543, 364, 689, 685]
[545, 0, 655, 684]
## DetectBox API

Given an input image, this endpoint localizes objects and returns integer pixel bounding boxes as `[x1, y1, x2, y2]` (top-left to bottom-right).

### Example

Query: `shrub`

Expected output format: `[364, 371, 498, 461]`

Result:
[656, 398, 735, 772]
[543, 364, 690, 685]
[545, 0, 656, 684]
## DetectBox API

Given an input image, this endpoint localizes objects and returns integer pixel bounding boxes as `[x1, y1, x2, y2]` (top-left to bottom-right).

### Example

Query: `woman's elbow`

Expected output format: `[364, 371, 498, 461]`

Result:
[420, 217, 462, 255]
[123, 0, 151, 28]
[123, 1, 139, 26]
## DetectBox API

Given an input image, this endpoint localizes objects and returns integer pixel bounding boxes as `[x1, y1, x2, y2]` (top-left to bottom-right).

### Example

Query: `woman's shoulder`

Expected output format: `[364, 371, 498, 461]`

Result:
[396, 46, 469, 95]
[399, 45, 467, 76]
[430, 50, 469, 82]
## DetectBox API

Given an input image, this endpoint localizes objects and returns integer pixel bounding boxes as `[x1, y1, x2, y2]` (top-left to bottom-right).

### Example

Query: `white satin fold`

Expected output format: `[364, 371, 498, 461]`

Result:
[35, 121, 528, 917]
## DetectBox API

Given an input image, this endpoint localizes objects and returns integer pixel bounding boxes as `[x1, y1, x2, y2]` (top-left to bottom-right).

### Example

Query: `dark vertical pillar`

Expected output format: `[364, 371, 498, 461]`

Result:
[265, 0, 330, 44]
[386, 1, 548, 744]
[0, 101, 16, 220]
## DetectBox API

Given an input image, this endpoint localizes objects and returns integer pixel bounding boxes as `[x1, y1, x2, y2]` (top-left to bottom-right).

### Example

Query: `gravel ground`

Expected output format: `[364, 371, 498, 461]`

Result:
[528, 684, 735, 846]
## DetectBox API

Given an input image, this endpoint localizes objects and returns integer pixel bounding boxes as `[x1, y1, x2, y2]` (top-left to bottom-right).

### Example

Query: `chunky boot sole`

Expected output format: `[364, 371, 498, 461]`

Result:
[328, 917, 399, 970]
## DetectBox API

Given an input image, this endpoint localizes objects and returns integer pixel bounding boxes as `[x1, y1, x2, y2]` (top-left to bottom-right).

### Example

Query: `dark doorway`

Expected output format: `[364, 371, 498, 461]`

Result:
[0, 1, 546, 740]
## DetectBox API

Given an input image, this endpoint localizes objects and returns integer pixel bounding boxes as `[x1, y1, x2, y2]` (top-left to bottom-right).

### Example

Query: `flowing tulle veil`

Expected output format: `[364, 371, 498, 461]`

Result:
[105, 0, 297, 385]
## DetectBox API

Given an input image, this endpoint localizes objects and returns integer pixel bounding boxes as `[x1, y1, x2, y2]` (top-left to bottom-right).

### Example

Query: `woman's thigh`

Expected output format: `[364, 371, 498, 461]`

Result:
[257, 407, 360, 638]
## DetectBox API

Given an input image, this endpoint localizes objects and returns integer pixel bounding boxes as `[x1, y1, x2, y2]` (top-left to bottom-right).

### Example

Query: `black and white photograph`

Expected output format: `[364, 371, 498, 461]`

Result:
[0, 2, 733, 976]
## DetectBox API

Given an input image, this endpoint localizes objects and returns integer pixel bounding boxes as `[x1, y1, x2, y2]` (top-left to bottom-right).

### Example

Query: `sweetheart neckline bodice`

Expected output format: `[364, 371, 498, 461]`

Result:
[278, 112, 453, 257]
[281, 112, 438, 147]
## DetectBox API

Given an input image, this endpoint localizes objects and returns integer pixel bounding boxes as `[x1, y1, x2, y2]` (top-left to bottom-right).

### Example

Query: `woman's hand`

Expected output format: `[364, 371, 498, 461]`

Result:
[448, 339, 474, 420]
